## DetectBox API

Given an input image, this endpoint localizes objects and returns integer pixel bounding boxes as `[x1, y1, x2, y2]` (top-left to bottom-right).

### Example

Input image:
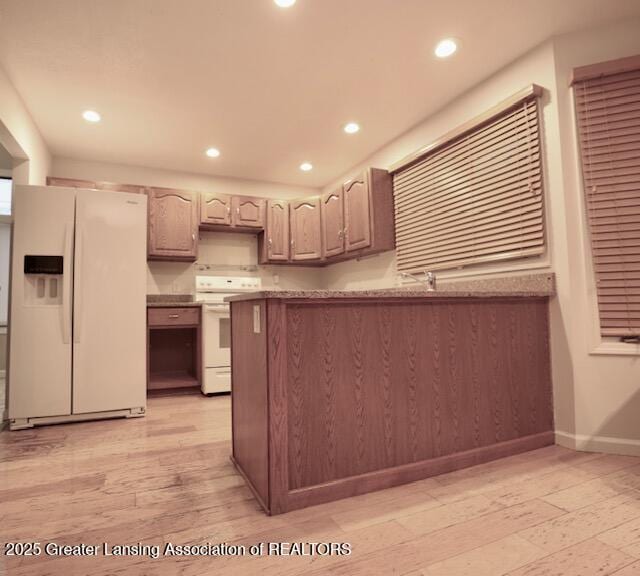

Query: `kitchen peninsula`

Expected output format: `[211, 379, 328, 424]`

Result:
[227, 285, 554, 515]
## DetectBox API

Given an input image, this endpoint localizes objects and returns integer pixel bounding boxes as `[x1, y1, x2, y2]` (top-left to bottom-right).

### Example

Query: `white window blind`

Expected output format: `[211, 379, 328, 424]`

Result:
[391, 86, 545, 273]
[572, 56, 640, 338]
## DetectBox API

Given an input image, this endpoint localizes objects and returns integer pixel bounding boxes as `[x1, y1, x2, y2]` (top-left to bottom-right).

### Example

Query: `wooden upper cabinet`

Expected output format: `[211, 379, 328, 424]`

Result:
[321, 189, 345, 258]
[95, 182, 147, 194]
[148, 187, 199, 261]
[200, 193, 265, 230]
[47, 177, 146, 195]
[290, 198, 322, 261]
[343, 174, 372, 252]
[233, 196, 265, 228]
[47, 177, 98, 190]
[262, 200, 289, 262]
[200, 192, 232, 227]
[47, 170, 394, 266]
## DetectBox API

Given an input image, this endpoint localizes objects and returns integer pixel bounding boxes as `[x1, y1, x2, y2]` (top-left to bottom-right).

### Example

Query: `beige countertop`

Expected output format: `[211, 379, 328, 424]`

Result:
[225, 289, 552, 302]
[225, 273, 555, 303]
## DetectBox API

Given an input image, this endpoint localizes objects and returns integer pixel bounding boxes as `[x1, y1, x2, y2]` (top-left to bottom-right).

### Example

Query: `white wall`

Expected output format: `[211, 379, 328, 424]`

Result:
[50, 157, 324, 293]
[0, 61, 51, 412]
[0, 65, 50, 184]
[147, 232, 324, 294]
[321, 19, 640, 451]
[0, 222, 10, 323]
[321, 41, 576, 436]
[51, 157, 317, 200]
[551, 19, 640, 451]
[321, 41, 561, 290]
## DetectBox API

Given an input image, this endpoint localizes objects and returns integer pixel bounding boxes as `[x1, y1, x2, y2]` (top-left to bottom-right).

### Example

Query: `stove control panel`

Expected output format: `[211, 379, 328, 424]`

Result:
[195, 275, 262, 293]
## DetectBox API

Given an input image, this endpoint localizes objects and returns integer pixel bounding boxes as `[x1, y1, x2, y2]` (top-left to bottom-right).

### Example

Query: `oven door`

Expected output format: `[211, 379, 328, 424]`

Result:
[202, 303, 231, 393]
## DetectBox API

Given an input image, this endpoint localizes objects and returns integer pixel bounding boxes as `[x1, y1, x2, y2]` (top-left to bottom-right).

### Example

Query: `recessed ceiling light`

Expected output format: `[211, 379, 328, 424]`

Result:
[434, 38, 457, 59]
[299, 162, 313, 172]
[205, 147, 221, 158]
[82, 110, 101, 123]
[274, 0, 296, 7]
[344, 122, 360, 134]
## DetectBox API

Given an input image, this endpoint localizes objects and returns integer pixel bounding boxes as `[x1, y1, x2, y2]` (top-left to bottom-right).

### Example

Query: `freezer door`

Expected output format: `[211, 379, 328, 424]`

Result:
[8, 185, 75, 420]
[73, 189, 147, 414]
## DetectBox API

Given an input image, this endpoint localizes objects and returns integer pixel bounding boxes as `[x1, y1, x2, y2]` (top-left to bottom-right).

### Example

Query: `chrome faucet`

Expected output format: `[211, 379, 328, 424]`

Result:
[425, 271, 436, 291]
[400, 270, 436, 291]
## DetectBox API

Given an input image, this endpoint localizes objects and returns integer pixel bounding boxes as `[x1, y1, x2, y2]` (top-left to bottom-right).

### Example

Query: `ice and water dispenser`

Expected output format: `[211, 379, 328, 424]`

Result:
[23, 255, 64, 305]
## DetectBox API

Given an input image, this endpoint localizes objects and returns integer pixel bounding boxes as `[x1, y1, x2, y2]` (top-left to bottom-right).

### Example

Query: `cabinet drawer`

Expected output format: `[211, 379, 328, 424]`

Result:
[148, 307, 199, 327]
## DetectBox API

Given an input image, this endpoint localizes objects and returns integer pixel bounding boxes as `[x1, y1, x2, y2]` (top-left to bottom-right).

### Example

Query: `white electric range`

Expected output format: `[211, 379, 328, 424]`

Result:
[195, 275, 262, 395]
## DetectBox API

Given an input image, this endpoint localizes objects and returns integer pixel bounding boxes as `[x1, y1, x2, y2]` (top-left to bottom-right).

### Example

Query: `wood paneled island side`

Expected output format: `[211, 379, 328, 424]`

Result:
[227, 290, 554, 515]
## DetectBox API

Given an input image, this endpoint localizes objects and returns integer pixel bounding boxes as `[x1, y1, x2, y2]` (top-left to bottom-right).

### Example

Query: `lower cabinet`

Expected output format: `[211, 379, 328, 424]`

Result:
[290, 197, 322, 261]
[147, 306, 201, 391]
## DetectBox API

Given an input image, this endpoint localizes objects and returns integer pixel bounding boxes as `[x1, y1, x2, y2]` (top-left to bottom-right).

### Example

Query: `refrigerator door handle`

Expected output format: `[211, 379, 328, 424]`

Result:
[73, 224, 83, 344]
[62, 224, 73, 344]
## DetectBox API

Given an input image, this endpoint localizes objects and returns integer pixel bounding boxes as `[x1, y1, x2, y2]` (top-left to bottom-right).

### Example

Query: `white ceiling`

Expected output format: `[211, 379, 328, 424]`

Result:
[1, 0, 640, 187]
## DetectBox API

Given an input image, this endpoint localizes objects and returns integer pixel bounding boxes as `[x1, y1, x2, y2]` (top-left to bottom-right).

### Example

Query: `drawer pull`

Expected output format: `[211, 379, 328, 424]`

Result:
[148, 307, 198, 327]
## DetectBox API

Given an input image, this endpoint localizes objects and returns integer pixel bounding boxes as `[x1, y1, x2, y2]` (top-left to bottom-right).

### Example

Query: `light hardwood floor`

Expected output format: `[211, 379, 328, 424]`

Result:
[1, 394, 640, 575]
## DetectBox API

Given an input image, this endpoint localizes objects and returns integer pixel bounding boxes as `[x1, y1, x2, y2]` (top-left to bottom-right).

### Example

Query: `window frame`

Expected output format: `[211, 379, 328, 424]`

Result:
[571, 56, 640, 344]
[390, 84, 547, 276]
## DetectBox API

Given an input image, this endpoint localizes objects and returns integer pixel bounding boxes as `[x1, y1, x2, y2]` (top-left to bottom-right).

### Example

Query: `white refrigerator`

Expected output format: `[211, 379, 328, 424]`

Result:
[8, 185, 147, 430]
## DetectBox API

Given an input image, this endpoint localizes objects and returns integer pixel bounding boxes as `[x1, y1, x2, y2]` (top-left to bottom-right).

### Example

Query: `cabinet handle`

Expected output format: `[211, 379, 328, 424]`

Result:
[236, 207, 240, 215]
[268, 238, 273, 246]
[168, 314, 179, 319]
[192, 233, 196, 242]
[227, 206, 231, 214]
[338, 229, 343, 239]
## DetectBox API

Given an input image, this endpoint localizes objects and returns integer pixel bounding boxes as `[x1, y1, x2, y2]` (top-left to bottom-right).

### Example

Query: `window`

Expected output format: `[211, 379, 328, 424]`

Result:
[0, 177, 11, 216]
[572, 55, 640, 338]
[391, 85, 545, 274]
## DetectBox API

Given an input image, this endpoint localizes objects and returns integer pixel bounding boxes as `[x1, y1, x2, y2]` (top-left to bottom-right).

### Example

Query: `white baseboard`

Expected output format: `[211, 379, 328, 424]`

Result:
[556, 430, 640, 457]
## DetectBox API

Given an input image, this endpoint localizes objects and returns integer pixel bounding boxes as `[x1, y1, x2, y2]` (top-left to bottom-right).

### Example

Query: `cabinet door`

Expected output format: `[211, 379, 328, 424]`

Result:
[343, 174, 371, 251]
[265, 200, 289, 261]
[290, 198, 322, 261]
[233, 196, 265, 228]
[321, 189, 345, 258]
[148, 188, 198, 260]
[201, 192, 232, 226]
